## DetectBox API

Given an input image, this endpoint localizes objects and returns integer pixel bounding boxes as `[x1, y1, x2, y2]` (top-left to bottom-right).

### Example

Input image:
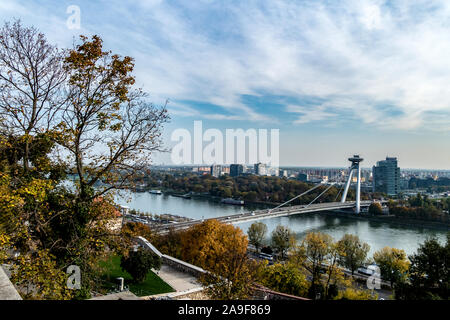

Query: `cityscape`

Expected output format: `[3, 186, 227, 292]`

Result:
[0, 0, 449, 313]
[153, 157, 450, 198]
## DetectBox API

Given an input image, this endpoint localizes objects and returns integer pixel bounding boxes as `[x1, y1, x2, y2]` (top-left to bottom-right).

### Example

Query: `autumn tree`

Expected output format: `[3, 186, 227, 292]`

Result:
[247, 222, 268, 253]
[271, 225, 296, 259]
[201, 249, 262, 300]
[58, 35, 168, 201]
[337, 234, 370, 275]
[180, 219, 248, 271]
[323, 242, 349, 299]
[373, 247, 410, 287]
[369, 202, 383, 215]
[0, 23, 168, 299]
[293, 232, 332, 299]
[259, 262, 309, 298]
[178, 219, 258, 299]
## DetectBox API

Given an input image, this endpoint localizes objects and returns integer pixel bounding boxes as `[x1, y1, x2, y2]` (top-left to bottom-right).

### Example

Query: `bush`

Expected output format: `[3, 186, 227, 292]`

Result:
[120, 247, 161, 283]
[368, 202, 383, 215]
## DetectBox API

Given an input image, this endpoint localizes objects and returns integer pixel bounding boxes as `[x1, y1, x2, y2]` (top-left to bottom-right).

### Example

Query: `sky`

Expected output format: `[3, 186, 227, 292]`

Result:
[1, 0, 449, 169]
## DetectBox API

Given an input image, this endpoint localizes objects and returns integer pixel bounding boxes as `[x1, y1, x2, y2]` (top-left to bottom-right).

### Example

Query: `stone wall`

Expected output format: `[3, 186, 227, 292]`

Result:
[0, 265, 22, 300]
[136, 236, 207, 278]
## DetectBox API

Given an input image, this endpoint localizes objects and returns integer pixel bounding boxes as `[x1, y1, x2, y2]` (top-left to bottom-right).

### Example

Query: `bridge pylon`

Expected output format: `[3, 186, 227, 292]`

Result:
[340, 155, 363, 213]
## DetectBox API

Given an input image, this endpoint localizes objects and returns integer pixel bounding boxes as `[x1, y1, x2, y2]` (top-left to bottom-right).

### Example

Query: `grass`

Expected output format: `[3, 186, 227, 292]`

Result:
[99, 255, 174, 297]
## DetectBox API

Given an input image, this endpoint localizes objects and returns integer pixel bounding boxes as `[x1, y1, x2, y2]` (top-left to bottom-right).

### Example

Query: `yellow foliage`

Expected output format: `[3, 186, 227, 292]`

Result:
[335, 288, 378, 300]
[180, 219, 248, 274]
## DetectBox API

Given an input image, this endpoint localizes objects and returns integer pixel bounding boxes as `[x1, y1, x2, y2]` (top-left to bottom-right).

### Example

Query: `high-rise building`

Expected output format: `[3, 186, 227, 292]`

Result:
[254, 163, 267, 176]
[372, 157, 400, 195]
[230, 164, 244, 177]
[210, 164, 222, 178]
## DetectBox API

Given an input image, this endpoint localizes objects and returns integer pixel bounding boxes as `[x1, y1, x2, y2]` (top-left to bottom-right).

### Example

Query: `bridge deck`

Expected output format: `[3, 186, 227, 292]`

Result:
[152, 200, 381, 233]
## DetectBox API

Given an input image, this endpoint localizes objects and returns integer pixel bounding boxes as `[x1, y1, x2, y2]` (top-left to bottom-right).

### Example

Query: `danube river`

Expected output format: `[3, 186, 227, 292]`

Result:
[115, 190, 448, 256]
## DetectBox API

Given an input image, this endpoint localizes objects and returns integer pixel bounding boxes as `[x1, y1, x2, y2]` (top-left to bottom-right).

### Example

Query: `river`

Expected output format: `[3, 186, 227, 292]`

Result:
[114, 190, 448, 256]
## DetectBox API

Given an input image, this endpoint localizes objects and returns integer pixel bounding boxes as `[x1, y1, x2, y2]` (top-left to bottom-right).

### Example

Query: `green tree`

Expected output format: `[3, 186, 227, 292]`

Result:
[271, 225, 296, 260]
[298, 232, 332, 290]
[373, 247, 410, 287]
[337, 234, 370, 275]
[248, 222, 268, 253]
[396, 235, 449, 300]
[259, 262, 309, 297]
[120, 247, 161, 283]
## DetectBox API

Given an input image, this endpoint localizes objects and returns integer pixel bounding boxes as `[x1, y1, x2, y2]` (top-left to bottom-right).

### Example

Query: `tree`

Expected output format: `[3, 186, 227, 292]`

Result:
[120, 247, 161, 283]
[337, 234, 370, 275]
[396, 235, 449, 300]
[179, 219, 248, 271]
[323, 242, 349, 299]
[58, 35, 169, 202]
[373, 247, 410, 287]
[0, 20, 66, 175]
[177, 219, 257, 299]
[297, 232, 332, 290]
[293, 232, 350, 299]
[201, 248, 262, 300]
[248, 222, 268, 253]
[0, 23, 168, 299]
[271, 225, 296, 260]
[259, 262, 309, 298]
[368, 202, 383, 215]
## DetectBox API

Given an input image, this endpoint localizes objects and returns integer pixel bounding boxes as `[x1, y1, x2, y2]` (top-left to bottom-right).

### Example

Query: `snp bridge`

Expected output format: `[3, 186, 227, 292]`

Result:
[155, 200, 376, 233]
[148, 155, 384, 234]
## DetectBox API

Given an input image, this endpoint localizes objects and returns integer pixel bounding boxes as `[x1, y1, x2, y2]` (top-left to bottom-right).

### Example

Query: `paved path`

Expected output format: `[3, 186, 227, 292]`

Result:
[153, 265, 201, 292]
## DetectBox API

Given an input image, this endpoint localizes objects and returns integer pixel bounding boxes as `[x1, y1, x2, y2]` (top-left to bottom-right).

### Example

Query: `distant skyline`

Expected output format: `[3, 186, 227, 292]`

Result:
[1, 0, 449, 169]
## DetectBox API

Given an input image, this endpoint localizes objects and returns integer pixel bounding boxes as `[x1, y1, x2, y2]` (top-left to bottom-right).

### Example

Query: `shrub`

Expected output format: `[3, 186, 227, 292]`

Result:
[120, 247, 161, 283]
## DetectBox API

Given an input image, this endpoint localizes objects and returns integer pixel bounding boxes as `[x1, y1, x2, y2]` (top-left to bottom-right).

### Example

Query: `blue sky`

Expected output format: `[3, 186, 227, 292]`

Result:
[1, 0, 450, 169]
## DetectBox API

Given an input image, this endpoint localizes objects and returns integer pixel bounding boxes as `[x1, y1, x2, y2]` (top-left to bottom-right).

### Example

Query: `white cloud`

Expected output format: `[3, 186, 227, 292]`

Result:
[2, 0, 450, 131]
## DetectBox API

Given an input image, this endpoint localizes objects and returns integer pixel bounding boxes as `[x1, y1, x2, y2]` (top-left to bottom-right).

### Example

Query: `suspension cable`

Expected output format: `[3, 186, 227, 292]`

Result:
[334, 180, 345, 202]
[305, 183, 336, 208]
[271, 183, 323, 210]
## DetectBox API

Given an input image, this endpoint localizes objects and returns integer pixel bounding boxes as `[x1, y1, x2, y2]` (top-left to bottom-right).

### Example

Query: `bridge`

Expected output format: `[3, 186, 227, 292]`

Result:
[119, 154, 387, 233]
[143, 155, 385, 233]
[151, 200, 379, 233]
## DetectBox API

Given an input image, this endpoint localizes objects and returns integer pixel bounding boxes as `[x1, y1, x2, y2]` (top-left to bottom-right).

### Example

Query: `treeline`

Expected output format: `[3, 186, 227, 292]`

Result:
[409, 177, 450, 191]
[389, 194, 450, 223]
[140, 172, 367, 204]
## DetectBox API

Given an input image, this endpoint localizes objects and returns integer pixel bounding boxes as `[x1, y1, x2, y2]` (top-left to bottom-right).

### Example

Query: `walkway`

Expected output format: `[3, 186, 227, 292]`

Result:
[153, 264, 201, 292]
